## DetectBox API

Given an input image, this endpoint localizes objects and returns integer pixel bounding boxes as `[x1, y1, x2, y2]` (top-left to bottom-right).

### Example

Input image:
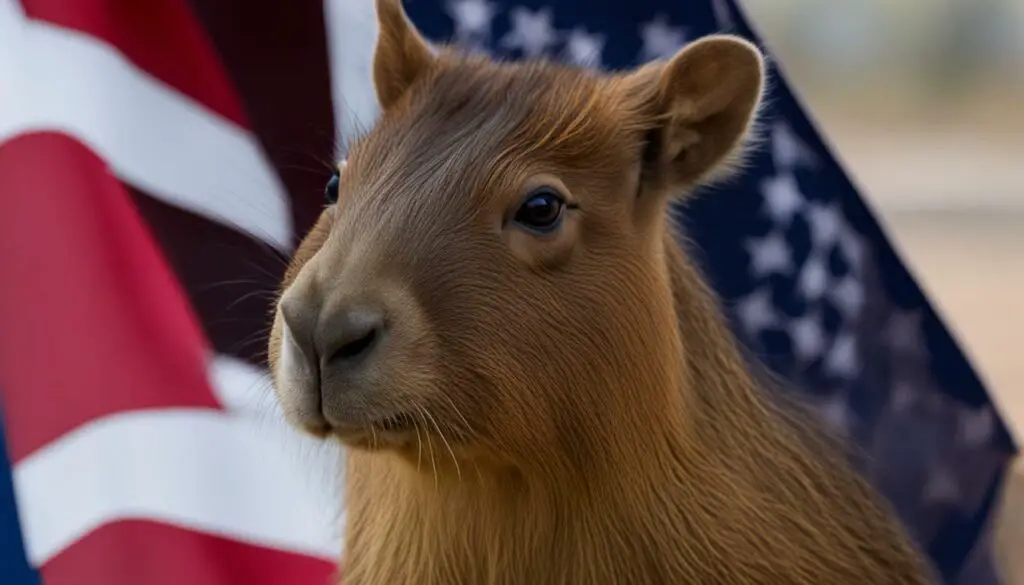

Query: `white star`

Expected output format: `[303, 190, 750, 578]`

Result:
[562, 26, 605, 68]
[446, 0, 498, 45]
[957, 407, 994, 448]
[771, 121, 816, 170]
[639, 14, 686, 62]
[923, 465, 961, 505]
[761, 172, 805, 226]
[499, 6, 558, 58]
[746, 231, 793, 277]
[788, 313, 825, 362]
[818, 393, 853, 436]
[823, 331, 859, 379]
[797, 252, 830, 300]
[886, 309, 925, 354]
[837, 226, 867, 272]
[711, 0, 735, 30]
[830, 275, 865, 319]
[890, 381, 918, 412]
[806, 201, 843, 248]
[735, 287, 778, 335]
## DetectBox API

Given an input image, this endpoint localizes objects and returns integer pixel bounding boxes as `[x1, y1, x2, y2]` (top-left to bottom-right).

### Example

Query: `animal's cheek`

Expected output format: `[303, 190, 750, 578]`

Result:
[477, 378, 566, 462]
[452, 337, 564, 427]
[503, 212, 581, 270]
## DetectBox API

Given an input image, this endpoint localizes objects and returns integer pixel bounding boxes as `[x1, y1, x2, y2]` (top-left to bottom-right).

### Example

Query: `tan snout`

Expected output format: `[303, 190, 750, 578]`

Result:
[272, 255, 431, 442]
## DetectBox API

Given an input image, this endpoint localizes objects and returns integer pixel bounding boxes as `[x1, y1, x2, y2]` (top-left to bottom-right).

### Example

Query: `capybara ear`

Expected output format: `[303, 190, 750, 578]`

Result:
[624, 35, 765, 190]
[372, 0, 436, 110]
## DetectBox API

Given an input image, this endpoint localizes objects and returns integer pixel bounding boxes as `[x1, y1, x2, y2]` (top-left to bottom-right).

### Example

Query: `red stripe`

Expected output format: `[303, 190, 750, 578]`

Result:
[20, 0, 249, 128]
[41, 519, 337, 585]
[0, 132, 221, 462]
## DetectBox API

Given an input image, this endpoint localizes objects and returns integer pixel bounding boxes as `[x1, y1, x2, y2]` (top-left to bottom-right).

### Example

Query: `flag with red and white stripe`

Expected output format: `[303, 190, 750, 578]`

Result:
[0, 0, 373, 582]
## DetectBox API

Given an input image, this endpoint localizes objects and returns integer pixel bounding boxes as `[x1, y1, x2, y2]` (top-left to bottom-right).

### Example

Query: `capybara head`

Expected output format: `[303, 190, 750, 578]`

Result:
[268, 0, 764, 473]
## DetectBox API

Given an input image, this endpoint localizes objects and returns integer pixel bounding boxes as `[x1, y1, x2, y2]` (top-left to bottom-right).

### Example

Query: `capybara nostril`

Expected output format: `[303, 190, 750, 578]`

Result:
[321, 307, 385, 369]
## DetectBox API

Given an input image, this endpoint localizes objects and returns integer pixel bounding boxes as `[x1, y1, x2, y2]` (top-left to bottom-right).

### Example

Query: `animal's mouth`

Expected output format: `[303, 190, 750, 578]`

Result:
[372, 412, 417, 433]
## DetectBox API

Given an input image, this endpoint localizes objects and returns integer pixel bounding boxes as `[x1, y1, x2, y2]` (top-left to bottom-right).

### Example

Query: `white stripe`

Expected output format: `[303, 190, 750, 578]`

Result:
[12, 367, 346, 565]
[0, 4, 293, 250]
[323, 0, 381, 157]
[14, 411, 345, 565]
[208, 354, 278, 417]
[0, 1, 28, 123]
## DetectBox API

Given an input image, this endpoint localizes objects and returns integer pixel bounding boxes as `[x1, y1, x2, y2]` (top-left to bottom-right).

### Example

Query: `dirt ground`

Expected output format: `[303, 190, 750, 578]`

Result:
[996, 456, 1024, 584]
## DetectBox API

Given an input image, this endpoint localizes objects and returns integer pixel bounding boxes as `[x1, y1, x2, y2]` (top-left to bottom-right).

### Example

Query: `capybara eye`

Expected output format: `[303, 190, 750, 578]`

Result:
[324, 169, 340, 205]
[513, 187, 568, 234]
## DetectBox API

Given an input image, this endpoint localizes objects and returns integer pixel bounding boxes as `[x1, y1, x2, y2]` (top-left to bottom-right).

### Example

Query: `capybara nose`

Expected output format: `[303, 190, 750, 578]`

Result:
[279, 290, 387, 376]
[317, 305, 386, 372]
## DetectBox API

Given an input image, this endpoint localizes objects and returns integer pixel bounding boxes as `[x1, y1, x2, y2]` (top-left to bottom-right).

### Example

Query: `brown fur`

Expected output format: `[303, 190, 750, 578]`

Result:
[266, 1, 934, 583]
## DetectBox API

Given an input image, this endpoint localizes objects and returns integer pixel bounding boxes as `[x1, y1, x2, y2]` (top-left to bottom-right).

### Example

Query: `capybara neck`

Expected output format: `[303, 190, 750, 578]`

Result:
[340, 231, 929, 585]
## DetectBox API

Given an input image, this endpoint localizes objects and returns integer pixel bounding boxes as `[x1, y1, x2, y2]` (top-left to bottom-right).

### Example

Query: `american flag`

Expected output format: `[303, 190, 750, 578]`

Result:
[0, 1, 1017, 584]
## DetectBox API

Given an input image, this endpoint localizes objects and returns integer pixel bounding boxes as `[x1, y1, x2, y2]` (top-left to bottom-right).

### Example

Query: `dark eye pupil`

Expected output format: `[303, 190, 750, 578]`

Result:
[514, 191, 564, 230]
[324, 172, 340, 204]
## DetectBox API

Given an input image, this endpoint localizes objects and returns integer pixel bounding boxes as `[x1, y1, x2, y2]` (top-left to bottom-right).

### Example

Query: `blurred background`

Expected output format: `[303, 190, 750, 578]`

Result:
[746, 0, 1024, 441]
